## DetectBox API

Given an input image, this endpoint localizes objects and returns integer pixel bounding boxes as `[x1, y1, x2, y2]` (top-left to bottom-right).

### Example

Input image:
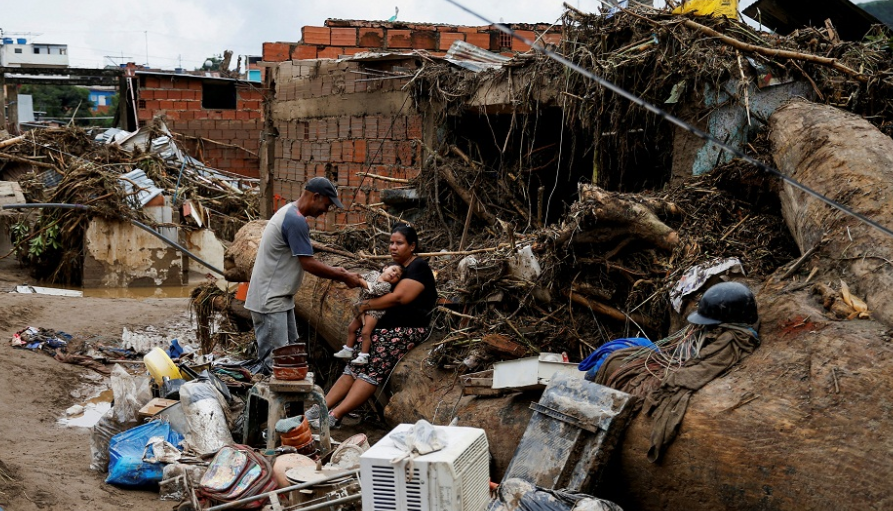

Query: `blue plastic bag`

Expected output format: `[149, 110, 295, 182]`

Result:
[167, 339, 184, 359]
[579, 338, 659, 381]
[106, 420, 183, 487]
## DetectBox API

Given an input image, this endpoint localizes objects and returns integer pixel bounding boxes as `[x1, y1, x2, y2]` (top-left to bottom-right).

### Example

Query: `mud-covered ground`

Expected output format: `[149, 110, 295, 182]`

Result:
[0, 259, 182, 510]
[0, 258, 386, 511]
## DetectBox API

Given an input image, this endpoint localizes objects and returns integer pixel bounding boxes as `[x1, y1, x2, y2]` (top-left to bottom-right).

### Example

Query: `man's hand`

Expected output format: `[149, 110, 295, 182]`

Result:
[343, 271, 363, 288]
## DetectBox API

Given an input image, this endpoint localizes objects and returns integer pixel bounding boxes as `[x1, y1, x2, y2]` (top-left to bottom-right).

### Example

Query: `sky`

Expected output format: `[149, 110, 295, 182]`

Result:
[2, 0, 874, 71]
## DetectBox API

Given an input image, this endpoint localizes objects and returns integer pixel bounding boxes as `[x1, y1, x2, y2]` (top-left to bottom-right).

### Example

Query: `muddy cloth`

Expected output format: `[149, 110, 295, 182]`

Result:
[55, 352, 112, 376]
[645, 325, 759, 463]
[595, 347, 663, 398]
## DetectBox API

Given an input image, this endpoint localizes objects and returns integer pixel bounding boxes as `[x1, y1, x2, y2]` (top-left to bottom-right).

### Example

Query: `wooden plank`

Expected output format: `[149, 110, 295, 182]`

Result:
[138, 397, 179, 418]
[0, 181, 25, 205]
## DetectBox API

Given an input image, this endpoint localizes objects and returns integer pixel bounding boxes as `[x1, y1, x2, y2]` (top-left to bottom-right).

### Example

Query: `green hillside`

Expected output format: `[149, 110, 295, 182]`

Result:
[861, 0, 893, 27]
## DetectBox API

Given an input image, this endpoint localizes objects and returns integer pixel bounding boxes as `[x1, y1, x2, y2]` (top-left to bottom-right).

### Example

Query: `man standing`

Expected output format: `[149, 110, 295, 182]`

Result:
[245, 177, 362, 373]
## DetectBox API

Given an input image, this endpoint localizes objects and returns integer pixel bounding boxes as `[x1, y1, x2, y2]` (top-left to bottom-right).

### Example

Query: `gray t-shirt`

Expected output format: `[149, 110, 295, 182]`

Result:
[244, 203, 313, 314]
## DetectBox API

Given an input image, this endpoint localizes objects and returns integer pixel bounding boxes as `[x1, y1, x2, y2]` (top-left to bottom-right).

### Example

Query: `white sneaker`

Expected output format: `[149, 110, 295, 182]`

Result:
[304, 404, 320, 421]
[333, 346, 355, 359]
[351, 352, 370, 365]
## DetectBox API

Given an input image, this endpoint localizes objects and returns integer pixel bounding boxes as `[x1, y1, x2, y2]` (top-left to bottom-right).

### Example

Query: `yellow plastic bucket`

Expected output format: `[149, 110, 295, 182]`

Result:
[144, 347, 182, 385]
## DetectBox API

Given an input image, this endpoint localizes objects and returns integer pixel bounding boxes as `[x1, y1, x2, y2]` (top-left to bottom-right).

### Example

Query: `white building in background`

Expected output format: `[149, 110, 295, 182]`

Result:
[0, 37, 69, 68]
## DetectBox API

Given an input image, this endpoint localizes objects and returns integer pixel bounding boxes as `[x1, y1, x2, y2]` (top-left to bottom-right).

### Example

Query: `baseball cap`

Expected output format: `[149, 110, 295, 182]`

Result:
[305, 177, 344, 209]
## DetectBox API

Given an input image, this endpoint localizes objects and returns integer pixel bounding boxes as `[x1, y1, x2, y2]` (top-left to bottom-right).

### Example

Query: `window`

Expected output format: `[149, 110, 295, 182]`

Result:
[59, 48, 67, 55]
[14, 48, 22, 54]
[33, 47, 40, 54]
[498, 32, 512, 50]
[201, 81, 237, 110]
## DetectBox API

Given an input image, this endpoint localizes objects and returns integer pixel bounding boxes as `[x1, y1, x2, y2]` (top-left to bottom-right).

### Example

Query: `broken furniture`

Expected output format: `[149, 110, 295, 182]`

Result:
[501, 373, 635, 494]
[461, 369, 506, 397]
[243, 375, 331, 452]
[492, 353, 580, 391]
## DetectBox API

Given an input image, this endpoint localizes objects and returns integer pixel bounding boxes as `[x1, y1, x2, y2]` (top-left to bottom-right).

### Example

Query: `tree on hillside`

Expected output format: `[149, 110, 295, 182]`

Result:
[862, 0, 893, 29]
[19, 85, 93, 118]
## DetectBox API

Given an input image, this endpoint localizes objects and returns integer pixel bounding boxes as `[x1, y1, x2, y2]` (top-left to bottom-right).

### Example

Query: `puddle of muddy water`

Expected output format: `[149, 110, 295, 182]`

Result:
[59, 387, 113, 428]
[81, 286, 196, 299]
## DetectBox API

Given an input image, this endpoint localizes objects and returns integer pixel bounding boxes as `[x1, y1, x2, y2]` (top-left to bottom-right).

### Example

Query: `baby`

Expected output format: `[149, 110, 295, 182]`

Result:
[334, 262, 404, 365]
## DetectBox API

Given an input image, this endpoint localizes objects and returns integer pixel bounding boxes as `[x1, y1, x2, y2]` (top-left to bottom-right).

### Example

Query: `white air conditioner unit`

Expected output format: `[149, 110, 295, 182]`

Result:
[360, 424, 490, 511]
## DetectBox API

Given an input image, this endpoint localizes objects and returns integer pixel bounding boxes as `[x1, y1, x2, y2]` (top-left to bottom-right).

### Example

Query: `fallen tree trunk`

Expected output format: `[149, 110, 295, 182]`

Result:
[223, 220, 265, 283]
[603, 288, 893, 510]
[385, 287, 893, 509]
[769, 100, 893, 327]
[293, 272, 356, 351]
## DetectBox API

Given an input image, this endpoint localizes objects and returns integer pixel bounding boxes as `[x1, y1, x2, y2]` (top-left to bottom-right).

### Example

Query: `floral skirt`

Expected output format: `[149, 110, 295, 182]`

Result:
[343, 327, 428, 386]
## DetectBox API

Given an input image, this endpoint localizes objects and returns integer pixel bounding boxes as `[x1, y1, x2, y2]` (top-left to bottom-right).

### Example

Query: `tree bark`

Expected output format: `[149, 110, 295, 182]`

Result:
[769, 99, 893, 327]
[386, 288, 893, 510]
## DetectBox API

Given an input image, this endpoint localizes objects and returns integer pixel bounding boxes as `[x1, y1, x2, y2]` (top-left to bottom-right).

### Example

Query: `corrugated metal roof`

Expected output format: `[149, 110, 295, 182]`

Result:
[96, 122, 258, 191]
[118, 169, 162, 208]
[743, 0, 887, 40]
[445, 40, 511, 72]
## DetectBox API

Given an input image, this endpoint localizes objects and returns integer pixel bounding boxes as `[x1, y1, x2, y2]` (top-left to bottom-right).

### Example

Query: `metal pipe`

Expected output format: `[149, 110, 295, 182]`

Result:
[283, 493, 362, 511]
[205, 469, 360, 511]
[0, 202, 224, 275]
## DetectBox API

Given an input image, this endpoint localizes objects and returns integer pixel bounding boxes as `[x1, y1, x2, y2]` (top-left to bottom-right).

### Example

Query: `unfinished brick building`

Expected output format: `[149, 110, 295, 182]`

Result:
[135, 70, 264, 178]
[260, 19, 563, 230]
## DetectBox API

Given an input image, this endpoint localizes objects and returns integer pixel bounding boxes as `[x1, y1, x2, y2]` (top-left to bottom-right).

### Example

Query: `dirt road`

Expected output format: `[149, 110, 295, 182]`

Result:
[0, 260, 187, 511]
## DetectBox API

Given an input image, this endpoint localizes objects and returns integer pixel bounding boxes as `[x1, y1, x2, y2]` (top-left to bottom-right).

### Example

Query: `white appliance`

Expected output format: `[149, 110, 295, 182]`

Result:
[360, 424, 490, 511]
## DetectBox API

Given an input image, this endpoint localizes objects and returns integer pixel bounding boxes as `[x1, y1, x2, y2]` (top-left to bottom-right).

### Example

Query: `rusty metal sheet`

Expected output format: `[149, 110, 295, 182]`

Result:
[501, 372, 635, 493]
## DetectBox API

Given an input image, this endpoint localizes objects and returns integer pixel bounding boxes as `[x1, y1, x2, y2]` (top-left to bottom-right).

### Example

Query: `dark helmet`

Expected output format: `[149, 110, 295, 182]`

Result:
[687, 282, 758, 325]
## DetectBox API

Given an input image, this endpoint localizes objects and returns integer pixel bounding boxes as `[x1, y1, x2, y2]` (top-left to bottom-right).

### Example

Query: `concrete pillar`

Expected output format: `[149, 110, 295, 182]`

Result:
[6, 84, 17, 134]
[0, 71, 7, 132]
[259, 64, 276, 218]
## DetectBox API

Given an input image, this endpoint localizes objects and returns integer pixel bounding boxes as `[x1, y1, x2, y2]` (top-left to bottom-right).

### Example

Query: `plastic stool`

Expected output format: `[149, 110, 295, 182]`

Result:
[243, 375, 331, 452]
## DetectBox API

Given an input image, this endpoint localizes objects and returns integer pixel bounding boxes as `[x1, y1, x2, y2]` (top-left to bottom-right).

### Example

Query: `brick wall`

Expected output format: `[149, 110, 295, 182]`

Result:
[262, 18, 561, 229]
[136, 74, 263, 178]
[261, 19, 563, 63]
[268, 59, 422, 231]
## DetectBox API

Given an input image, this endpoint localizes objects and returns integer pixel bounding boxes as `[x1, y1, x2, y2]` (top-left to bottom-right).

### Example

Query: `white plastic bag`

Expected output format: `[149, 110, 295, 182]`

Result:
[178, 380, 234, 455]
[109, 364, 152, 423]
[389, 420, 448, 463]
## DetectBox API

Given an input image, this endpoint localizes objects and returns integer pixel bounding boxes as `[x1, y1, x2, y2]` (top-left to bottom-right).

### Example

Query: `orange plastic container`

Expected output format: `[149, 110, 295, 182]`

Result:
[235, 282, 249, 301]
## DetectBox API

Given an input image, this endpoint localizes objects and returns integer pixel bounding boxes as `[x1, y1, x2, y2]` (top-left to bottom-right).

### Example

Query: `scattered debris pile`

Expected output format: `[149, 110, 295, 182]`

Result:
[0, 122, 259, 284]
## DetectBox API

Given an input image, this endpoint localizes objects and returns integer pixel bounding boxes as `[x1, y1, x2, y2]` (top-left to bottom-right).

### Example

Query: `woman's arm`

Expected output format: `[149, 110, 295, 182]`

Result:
[356, 278, 425, 314]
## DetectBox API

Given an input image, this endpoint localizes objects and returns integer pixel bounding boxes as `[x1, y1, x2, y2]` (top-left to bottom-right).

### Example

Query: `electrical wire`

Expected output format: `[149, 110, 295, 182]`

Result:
[445, 0, 893, 240]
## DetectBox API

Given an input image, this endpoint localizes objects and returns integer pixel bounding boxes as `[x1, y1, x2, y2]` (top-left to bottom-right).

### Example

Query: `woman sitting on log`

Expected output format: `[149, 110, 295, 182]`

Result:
[308, 223, 437, 428]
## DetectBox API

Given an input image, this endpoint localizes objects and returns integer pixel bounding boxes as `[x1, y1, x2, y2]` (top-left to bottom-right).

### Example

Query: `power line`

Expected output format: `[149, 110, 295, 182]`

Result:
[444, 0, 893, 240]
